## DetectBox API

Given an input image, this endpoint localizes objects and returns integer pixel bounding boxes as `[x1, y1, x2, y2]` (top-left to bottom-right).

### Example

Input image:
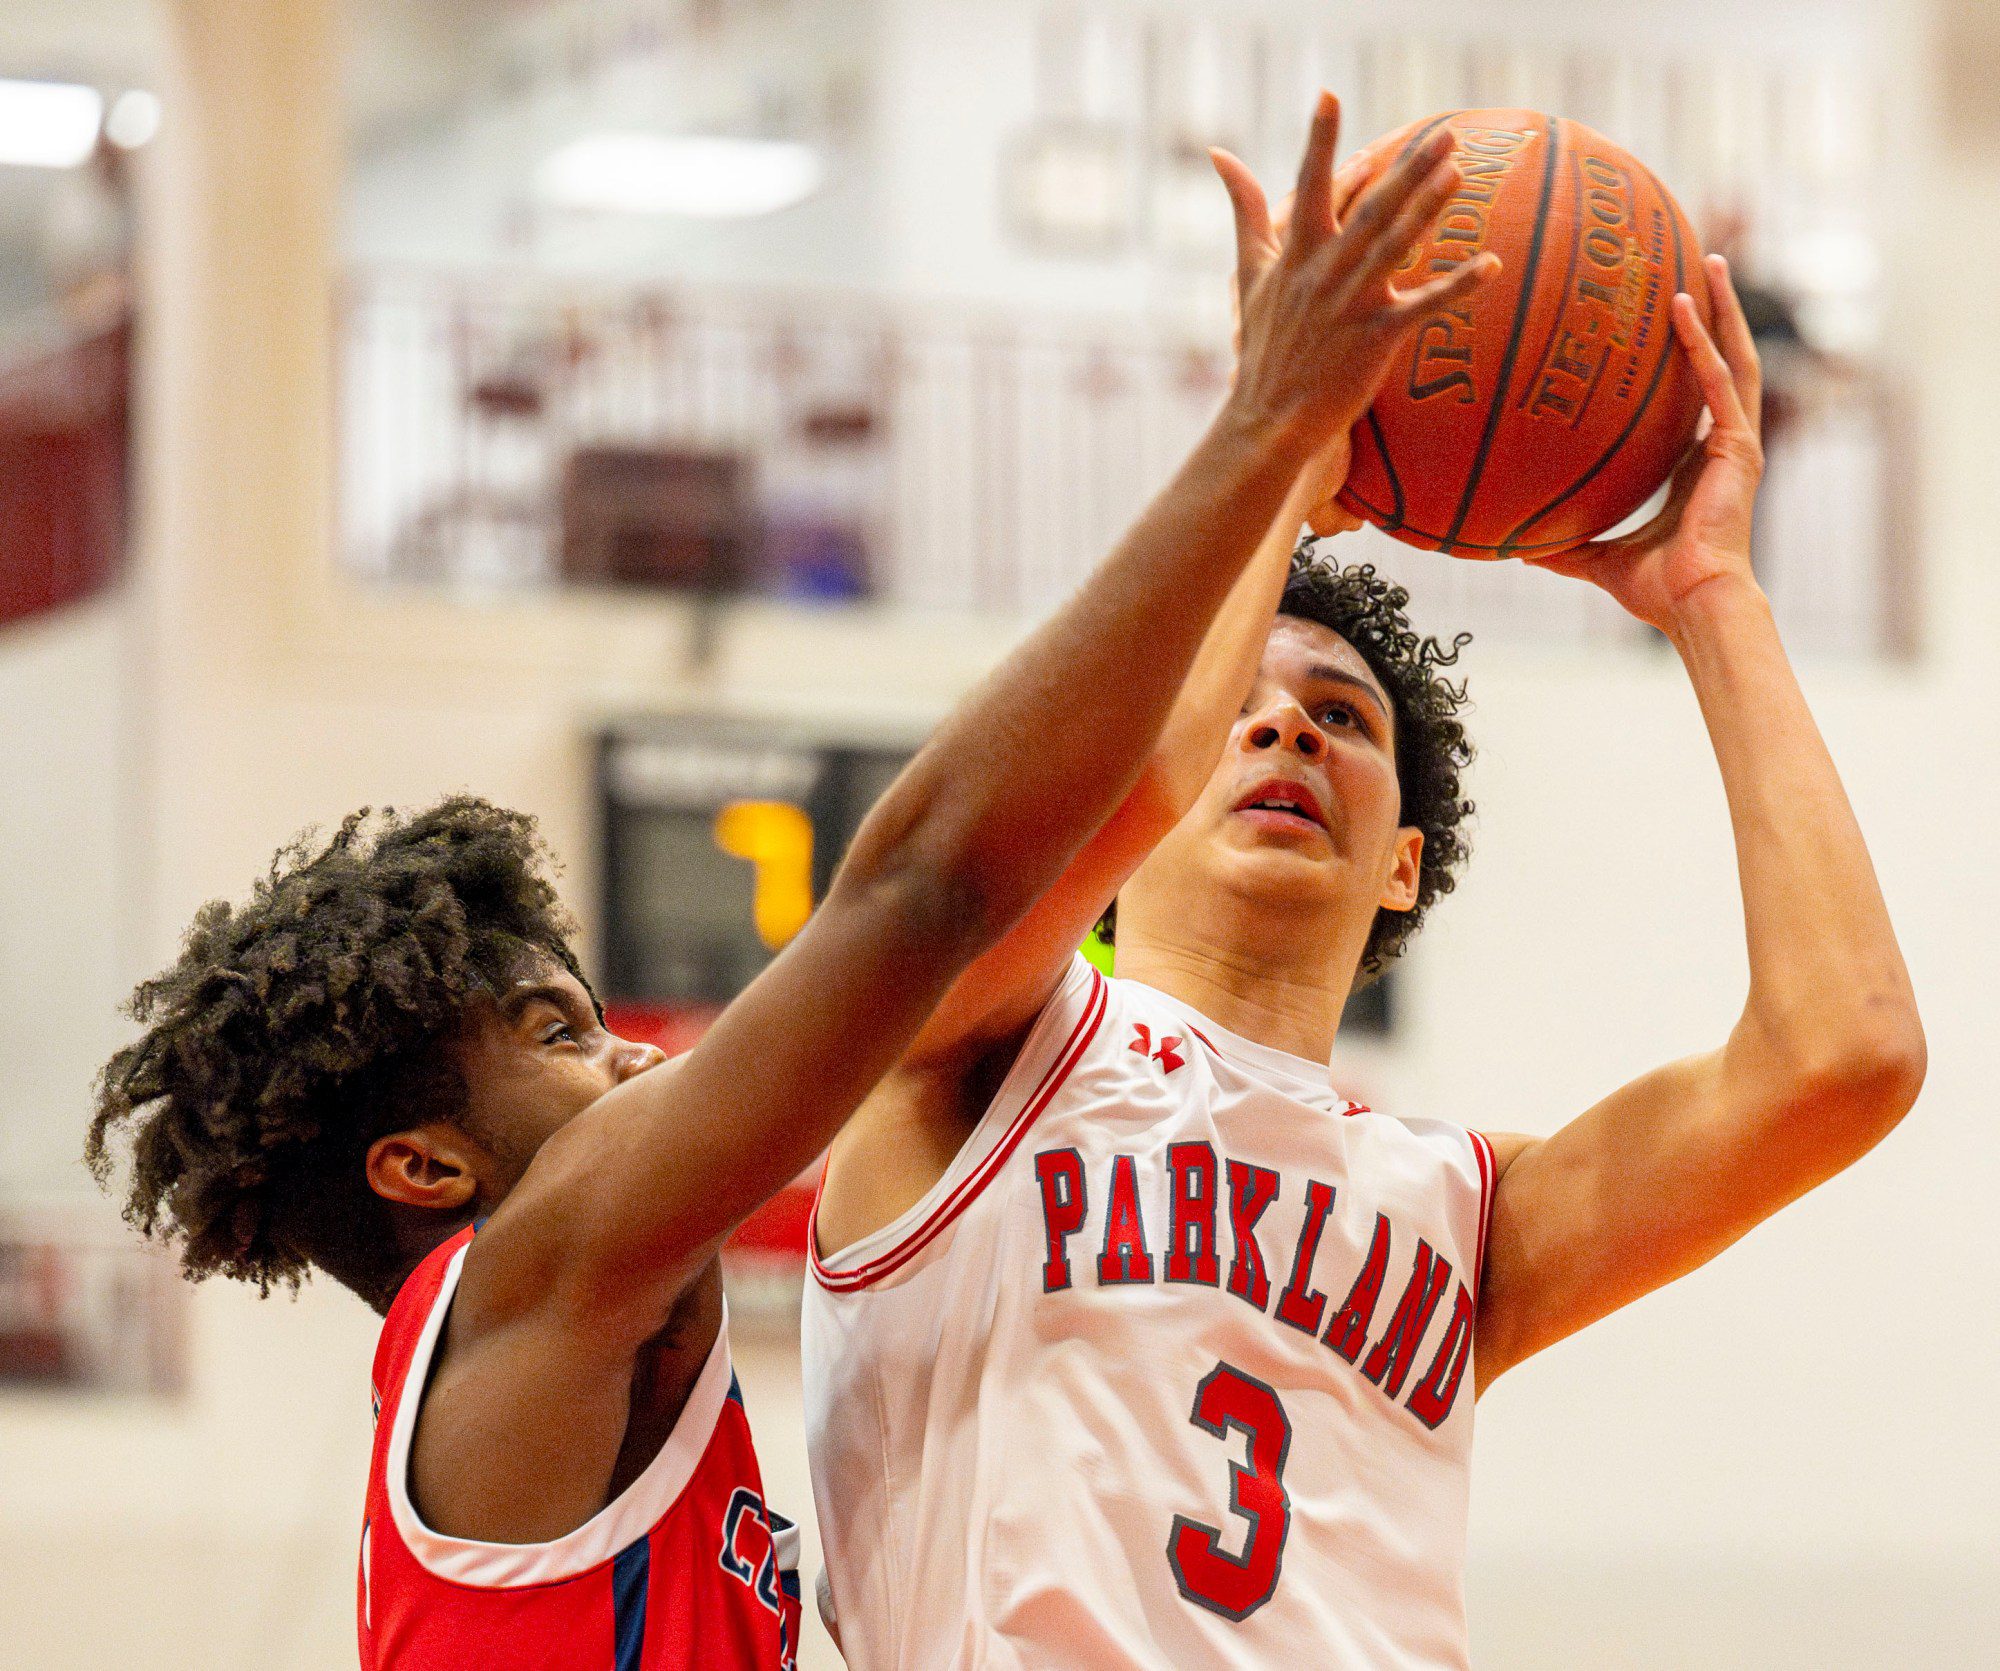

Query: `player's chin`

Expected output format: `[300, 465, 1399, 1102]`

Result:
[1214, 822, 1346, 886]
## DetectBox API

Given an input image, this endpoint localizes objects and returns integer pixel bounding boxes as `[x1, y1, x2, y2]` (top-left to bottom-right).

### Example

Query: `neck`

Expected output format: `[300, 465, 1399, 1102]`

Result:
[372, 1206, 476, 1314]
[1110, 898, 1367, 1066]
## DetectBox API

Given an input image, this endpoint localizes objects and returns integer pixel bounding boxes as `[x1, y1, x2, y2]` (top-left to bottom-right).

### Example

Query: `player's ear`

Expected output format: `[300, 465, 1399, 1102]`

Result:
[366, 1123, 483, 1213]
[1379, 827, 1423, 914]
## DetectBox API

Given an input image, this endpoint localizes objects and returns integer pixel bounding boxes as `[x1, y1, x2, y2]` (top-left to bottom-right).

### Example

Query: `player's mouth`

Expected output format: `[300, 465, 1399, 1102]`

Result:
[1232, 776, 1331, 838]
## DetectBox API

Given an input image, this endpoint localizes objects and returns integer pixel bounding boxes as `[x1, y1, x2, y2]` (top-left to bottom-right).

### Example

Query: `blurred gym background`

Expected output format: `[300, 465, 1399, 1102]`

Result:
[0, 1, 1991, 1665]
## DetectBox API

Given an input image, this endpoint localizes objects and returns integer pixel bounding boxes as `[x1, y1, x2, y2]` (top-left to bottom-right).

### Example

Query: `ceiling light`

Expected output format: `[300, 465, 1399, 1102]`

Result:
[0, 79, 103, 169]
[535, 133, 824, 219]
[105, 89, 160, 150]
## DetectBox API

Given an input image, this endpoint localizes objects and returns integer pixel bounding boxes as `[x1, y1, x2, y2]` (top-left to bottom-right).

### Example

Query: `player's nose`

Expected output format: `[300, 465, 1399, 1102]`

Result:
[1241, 698, 1326, 761]
[613, 1038, 669, 1082]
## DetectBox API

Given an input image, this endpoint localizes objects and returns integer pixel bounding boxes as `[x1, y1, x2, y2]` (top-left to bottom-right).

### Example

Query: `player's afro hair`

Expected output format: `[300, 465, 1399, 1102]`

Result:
[86, 797, 591, 1313]
[1098, 546, 1475, 977]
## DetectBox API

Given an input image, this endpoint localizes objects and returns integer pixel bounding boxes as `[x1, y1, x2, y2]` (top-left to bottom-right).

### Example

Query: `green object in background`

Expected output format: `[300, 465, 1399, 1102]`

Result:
[1080, 924, 1395, 1036]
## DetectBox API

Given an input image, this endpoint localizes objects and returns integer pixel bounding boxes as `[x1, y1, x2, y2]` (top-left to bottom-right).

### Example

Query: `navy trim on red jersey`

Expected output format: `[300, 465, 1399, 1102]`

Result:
[612, 1536, 650, 1670]
[379, 1245, 742, 1590]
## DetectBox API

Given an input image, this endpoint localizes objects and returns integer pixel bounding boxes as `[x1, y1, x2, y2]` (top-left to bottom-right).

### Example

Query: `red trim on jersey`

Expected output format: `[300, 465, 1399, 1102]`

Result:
[809, 968, 1107, 1294]
[1469, 1129, 1497, 1299]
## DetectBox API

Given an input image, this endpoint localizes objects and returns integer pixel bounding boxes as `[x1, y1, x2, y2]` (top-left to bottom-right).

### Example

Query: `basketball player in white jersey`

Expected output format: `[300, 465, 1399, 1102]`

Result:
[803, 99, 1925, 1668]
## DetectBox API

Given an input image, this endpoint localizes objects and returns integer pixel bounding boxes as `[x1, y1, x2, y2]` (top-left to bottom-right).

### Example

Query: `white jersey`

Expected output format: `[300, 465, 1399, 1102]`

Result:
[803, 956, 1496, 1670]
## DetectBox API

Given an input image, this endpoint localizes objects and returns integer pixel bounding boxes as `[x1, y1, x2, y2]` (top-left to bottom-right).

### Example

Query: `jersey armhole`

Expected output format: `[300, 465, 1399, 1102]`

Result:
[381, 1243, 737, 1587]
[1468, 1129, 1498, 1300]
[809, 956, 1107, 1293]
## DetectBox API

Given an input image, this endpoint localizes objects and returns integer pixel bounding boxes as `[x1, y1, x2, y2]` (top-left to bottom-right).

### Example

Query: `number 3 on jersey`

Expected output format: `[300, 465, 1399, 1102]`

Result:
[1166, 1362, 1293, 1621]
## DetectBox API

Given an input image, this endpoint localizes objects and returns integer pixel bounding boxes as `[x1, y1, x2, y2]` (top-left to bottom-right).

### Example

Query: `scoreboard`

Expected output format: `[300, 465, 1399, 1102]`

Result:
[597, 719, 916, 1005]
[596, 716, 1392, 1030]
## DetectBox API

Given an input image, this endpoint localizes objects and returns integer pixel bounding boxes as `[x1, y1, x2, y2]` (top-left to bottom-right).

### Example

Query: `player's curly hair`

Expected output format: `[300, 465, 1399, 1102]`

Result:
[86, 797, 592, 1313]
[1098, 546, 1475, 977]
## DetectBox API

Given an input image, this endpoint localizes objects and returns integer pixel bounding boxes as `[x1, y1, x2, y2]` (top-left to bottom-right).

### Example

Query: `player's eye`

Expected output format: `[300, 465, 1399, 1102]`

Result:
[1318, 703, 1359, 730]
[541, 1021, 576, 1047]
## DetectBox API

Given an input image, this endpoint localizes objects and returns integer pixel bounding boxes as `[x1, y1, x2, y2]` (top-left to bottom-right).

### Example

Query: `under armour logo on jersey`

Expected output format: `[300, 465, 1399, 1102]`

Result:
[1128, 1024, 1186, 1074]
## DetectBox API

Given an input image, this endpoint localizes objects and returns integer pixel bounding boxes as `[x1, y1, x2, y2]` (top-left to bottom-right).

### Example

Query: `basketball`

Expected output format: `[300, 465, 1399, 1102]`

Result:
[1337, 110, 1711, 560]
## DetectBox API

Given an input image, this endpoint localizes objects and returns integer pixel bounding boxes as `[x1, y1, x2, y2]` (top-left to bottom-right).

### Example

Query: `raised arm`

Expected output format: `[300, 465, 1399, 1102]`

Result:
[886, 121, 1500, 1063]
[477, 96, 1491, 1336]
[1472, 256, 1926, 1392]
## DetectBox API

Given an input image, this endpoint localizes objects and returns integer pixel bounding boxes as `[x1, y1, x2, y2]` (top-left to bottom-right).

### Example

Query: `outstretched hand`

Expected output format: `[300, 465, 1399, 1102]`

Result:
[1216, 95, 1499, 530]
[1528, 254, 1765, 636]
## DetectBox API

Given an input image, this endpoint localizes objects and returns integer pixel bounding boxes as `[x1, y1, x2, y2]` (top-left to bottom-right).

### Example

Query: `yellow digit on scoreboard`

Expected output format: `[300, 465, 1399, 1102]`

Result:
[712, 800, 815, 951]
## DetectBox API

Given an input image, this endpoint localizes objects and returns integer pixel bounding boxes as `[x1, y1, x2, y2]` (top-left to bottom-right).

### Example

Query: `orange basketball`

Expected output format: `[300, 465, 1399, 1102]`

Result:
[1336, 110, 1710, 560]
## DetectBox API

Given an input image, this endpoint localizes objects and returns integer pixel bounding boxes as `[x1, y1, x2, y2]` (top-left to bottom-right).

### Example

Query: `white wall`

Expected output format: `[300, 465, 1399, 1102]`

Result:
[0, 597, 142, 1194]
[1438, 657, 1998, 1661]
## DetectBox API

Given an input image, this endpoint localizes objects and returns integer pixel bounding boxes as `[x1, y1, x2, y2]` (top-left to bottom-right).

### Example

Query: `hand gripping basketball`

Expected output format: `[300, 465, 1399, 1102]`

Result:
[1216, 94, 1501, 519]
[1527, 254, 1766, 637]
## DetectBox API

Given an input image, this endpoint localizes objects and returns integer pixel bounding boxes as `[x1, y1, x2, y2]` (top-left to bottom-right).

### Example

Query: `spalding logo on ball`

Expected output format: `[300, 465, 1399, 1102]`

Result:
[1338, 109, 1712, 560]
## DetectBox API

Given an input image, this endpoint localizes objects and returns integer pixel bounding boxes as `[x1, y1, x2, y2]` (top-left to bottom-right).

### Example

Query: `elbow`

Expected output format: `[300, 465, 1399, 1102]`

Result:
[1765, 1001, 1928, 1156]
[1828, 997, 1928, 1123]
[846, 794, 1106, 959]
[1848, 1013, 1928, 1131]
[835, 800, 1004, 959]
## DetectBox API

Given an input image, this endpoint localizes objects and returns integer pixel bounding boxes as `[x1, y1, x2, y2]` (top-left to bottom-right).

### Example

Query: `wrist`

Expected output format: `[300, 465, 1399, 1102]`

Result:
[1213, 390, 1317, 476]
[1187, 403, 1318, 546]
[1663, 570, 1773, 655]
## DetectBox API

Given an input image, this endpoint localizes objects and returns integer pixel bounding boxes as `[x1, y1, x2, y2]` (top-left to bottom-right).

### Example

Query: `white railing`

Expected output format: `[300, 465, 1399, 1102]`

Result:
[339, 270, 1912, 655]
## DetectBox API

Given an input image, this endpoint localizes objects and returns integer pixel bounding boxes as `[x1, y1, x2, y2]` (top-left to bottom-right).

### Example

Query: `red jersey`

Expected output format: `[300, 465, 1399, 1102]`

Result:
[358, 1228, 802, 1669]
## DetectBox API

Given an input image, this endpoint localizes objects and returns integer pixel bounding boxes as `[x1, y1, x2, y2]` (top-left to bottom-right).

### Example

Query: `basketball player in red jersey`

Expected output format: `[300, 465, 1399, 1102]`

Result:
[86, 98, 1492, 1669]
[806, 108, 1926, 1664]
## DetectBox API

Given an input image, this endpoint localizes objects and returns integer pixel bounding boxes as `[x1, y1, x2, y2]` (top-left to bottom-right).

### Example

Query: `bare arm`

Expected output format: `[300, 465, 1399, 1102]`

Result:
[475, 96, 1491, 1344]
[413, 402, 1334, 1543]
[1473, 257, 1925, 1391]
[883, 122, 1499, 1065]
[895, 478, 1309, 1059]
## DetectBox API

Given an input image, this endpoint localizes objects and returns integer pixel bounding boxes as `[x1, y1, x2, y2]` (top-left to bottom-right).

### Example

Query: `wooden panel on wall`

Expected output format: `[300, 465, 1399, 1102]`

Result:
[0, 317, 129, 629]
